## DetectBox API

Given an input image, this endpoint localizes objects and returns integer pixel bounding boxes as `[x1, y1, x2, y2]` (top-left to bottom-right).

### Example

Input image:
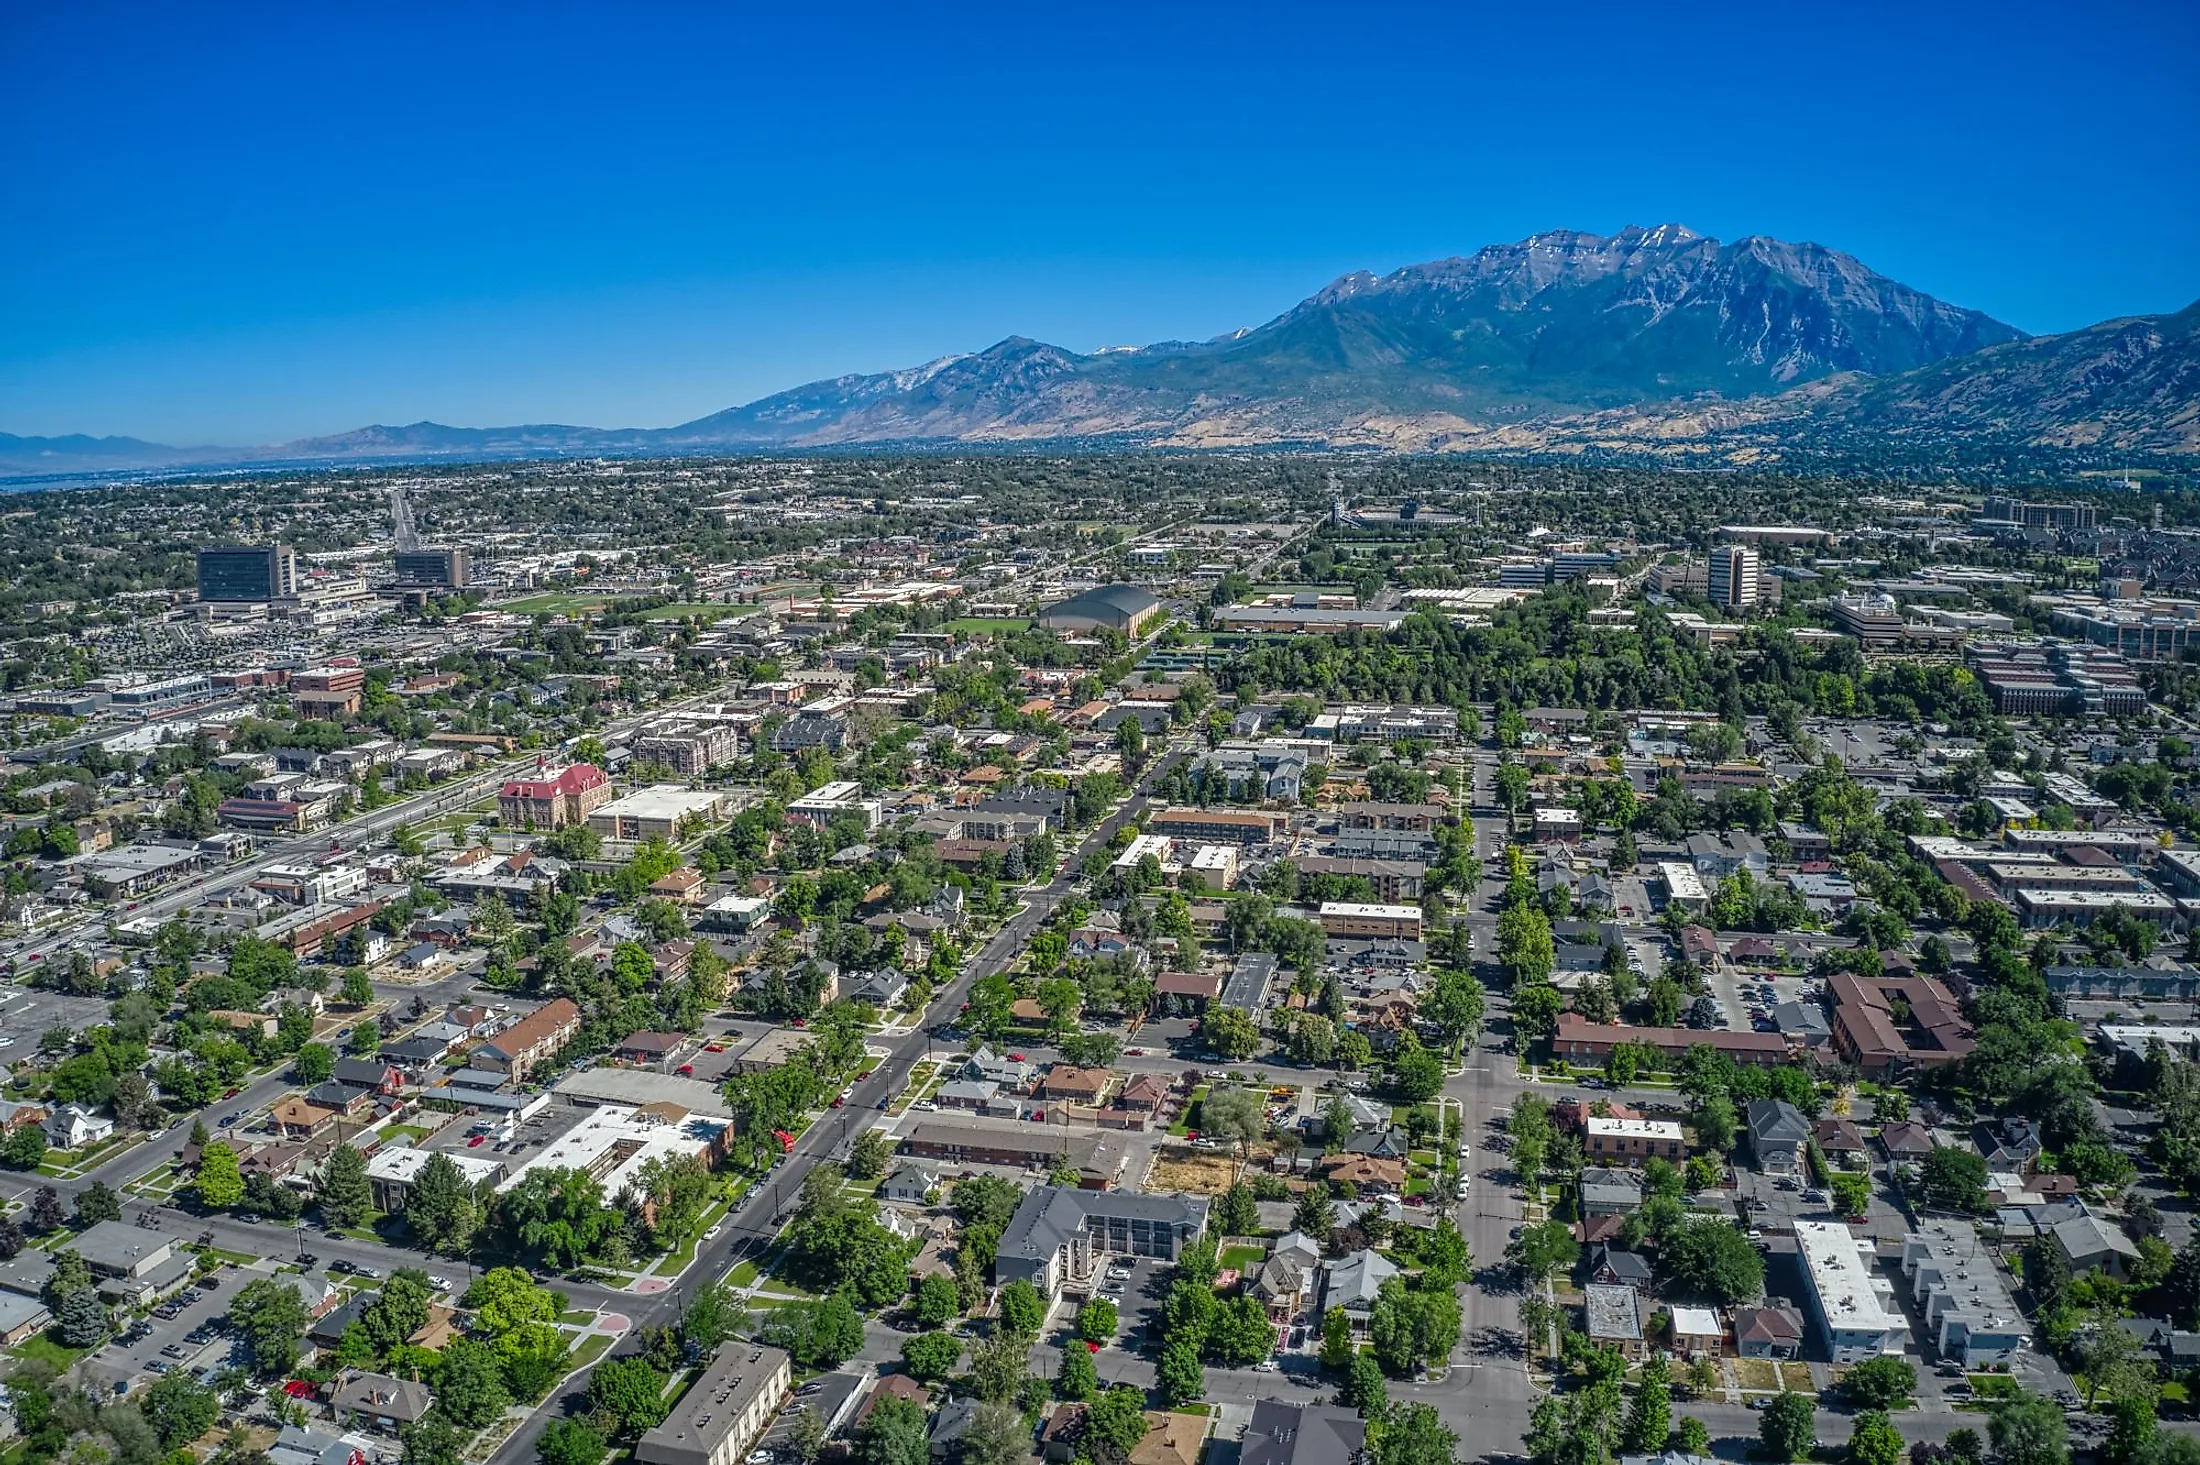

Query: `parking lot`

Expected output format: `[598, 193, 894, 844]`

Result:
[78, 1267, 246, 1395]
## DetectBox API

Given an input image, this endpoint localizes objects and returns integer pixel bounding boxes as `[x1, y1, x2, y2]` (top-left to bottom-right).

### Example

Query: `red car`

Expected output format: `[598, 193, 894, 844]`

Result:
[1125, 1048, 1145, 1057]
[467, 1135, 485, 1147]
[1007, 1053, 1024, 1062]
[677, 1064, 695, 1076]
[222, 1088, 242, 1100]
[830, 1095, 844, 1108]
[791, 1018, 808, 1029]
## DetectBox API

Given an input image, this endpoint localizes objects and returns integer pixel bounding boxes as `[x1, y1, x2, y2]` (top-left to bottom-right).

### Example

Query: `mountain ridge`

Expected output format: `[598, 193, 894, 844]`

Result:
[7, 225, 2194, 476]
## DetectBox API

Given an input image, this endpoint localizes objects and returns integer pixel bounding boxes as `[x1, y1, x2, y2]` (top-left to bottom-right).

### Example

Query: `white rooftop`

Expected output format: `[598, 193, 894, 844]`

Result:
[1795, 1220, 1906, 1335]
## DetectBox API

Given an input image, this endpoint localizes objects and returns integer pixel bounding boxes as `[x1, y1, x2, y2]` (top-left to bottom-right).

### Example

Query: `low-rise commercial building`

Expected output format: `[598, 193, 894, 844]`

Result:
[1317, 902, 1423, 940]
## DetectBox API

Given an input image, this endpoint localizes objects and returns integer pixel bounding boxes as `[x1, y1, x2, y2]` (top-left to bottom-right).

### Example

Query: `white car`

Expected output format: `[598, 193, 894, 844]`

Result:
[429, 1276, 452, 1292]
[1254, 1359, 1279, 1372]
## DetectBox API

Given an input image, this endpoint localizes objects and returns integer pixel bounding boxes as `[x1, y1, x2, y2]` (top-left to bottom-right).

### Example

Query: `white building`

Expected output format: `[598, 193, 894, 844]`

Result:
[785, 780, 884, 832]
[495, 1103, 727, 1205]
[1795, 1220, 1909, 1363]
[1658, 862, 1708, 911]
[1899, 1221, 2029, 1367]
[1708, 545, 1761, 610]
[587, 786, 728, 843]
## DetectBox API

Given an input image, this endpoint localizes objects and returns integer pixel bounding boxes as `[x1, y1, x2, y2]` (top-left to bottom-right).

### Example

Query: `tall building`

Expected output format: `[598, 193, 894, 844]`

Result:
[1707, 545, 1760, 610]
[197, 545, 298, 603]
[394, 548, 470, 590]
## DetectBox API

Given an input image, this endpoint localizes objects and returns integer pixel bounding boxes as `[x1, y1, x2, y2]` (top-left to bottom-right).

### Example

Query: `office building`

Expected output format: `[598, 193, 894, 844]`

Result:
[1707, 545, 1760, 611]
[393, 548, 470, 590]
[197, 544, 298, 603]
[499, 763, 612, 830]
[291, 666, 366, 720]
[632, 720, 741, 776]
[1982, 498, 2097, 535]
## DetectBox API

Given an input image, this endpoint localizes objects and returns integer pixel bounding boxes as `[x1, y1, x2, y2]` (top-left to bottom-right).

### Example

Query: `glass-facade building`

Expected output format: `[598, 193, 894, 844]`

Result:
[197, 545, 297, 602]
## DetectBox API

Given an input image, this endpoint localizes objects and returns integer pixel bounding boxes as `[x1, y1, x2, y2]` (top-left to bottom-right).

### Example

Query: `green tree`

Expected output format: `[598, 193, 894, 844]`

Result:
[899, 1331, 962, 1383]
[968, 1330, 1029, 1404]
[1830, 1171, 1872, 1219]
[1159, 1338, 1205, 1405]
[197, 1141, 245, 1210]
[295, 1042, 336, 1084]
[1988, 1397, 2069, 1465]
[1920, 1146, 1989, 1212]
[342, 968, 375, 1006]
[1321, 1305, 1354, 1370]
[913, 1273, 961, 1328]
[538, 1419, 608, 1465]
[857, 1396, 930, 1465]
[1343, 1351, 1388, 1416]
[1624, 1357, 1672, 1454]
[1077, 1297, 1118, 1343]
[998, 1278, 1046, 1337]
[1760, 1392, 1815, 1463]
[1675, 1417, 1711, 1456]
[1374, 1403, 1458, 1465]
[589, 1357, 670, 1437]
[401, 1415, 466, 1465]
[57, 1288, 111, 1347]
[847, 1128, 893, 1180]
[318, 1142, 375, 1228]
[436, 1337, 512, 1429]
[143, 1371, 221, 1448]
[1204, 1007, 1261, 1060]
[406, 1151, 482, 1255]
[1057, 1342, 1099, 1402]
[964, 1403, 1028, 1465]
[1367, 1278, 1460, 1377]
[1844, 1357, 1916, 1410]
[74, 1180, 122, 1226]
[1, 1127, 47, 1171]
[1849, 1410, 1906, 1465]
[1508, 1221, 1579, 1283]
[229, 1276, 311, 1374]
[1083, 1385, 1148, 1465]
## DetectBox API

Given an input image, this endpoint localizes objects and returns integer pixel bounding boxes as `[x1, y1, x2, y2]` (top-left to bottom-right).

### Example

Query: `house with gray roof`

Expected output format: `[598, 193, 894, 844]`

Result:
[1241, 1401, 1364, 1465]
[1746, 1099, 1811, 1175]
[2052, 1212, 2141, 1278]
[1585, 1282, 1646, 1357]
[1321, 1249, 1400, 1333]
[1581, 1166, 1645, 1217]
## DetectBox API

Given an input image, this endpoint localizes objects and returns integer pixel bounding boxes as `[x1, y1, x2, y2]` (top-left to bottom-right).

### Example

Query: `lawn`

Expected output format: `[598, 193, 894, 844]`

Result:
[945, 617, 1034, 635]
[1969, 1374, 2021, 1400]
[1219, 1245, 1265, 1272]
[726, 1260, 762, 1289]
[11, 1330, 88, 1371]
[379, 1124, 433, 1146]
[562, 1331, 615, 1377]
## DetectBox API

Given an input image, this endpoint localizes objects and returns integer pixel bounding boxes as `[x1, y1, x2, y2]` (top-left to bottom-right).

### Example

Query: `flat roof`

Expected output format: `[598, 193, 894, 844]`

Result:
[555, 1068, 733, 1117]
[364, 1146, 504, 1187]
[1318, 901, 1422, 920]
[1586, 1116, 1686, 1140]
[1795, 1220, 1906, 1335]
[1658, 862, 1708, 900]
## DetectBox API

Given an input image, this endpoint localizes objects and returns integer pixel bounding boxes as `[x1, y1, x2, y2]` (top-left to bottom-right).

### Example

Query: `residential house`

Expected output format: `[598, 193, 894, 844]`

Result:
[1974, 1118, 2043, 1173]
[1585, 1115, 1687, 1164]
[1669, 1305, 1724, 1358]
[879, 1162, 939, 1205]
[1318, 1155, 1406, 1194]
[1038, 1065, 1114, 1106]
[2052, 1212, 2141, 1278]
[1321, 1249, 1400, 1334]
[331, 1373, 434, 1433]
[1240, 1401, 1364, 1465]
[1588, 1245, 1653, 1290]
[1733, 1304, 1804, 1360]
[1878, 1122, 1937, 1163]
[1745, 1100, 1811, 1175]
[42, 1104, 115, 1150]
[1814, 1119, 1868, 1166]
[1585, 1283, 1646, 1358]
[1580, 1167, 1645, 1217]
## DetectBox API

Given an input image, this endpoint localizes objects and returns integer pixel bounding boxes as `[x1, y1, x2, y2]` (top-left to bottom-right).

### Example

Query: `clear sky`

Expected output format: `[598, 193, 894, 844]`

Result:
[4, 0, 2196, 444]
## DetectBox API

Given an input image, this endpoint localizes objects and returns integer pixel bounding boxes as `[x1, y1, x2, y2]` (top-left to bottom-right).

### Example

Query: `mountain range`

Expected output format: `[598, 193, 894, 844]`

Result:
[7, 224, 2196, 477]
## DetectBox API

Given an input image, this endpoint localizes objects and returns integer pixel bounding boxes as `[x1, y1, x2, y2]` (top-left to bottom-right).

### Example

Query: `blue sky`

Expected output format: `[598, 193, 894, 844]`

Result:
[4, 0, 2196, 443]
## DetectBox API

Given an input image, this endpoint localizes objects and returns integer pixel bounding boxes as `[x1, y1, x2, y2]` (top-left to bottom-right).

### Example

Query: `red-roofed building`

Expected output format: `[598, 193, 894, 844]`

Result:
[498, 763, 611, 830]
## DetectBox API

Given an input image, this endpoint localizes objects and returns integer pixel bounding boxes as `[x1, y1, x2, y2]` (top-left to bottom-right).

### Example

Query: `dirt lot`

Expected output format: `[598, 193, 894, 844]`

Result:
[1147, 1149, 1244, 1194]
